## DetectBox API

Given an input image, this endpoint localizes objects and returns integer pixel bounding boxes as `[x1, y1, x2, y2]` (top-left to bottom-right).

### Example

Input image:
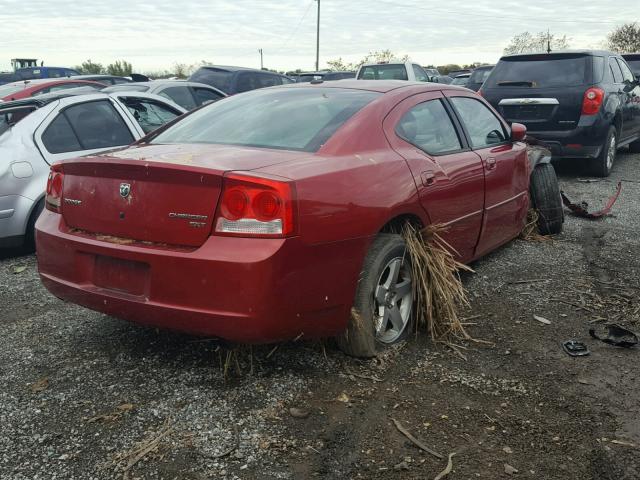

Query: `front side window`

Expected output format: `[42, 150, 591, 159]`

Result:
[616, 59, 635, 83]
[358, 64, 408, 80]
[412, 64, 429, 82]
[122, 97, 181, 134]
[396, 100, 462, 154]
[450, 97, 507, 148]
[151, 87, 379, 152]
[159, 86, 197, 110]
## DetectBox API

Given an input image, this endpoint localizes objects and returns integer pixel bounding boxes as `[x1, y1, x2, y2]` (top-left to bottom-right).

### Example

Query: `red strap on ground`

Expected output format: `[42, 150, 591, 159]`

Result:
[561, 181, 622, 219]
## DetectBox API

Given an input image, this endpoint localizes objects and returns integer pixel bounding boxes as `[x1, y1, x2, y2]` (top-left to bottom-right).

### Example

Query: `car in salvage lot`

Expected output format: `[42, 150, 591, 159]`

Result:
[34, 80, 563, 357]
[481, 50, 640, 176]
[0, 91, 186, 248]
[103, 80, 226, 111]
[0, 78, 106, 102]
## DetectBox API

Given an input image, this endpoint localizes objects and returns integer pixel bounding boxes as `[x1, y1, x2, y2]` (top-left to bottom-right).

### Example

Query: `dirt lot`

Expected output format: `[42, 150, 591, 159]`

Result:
[1, 151, 639, 480]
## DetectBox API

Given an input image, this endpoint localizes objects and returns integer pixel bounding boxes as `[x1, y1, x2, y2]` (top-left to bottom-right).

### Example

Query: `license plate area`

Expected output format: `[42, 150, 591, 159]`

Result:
[93, 256, 150, 297]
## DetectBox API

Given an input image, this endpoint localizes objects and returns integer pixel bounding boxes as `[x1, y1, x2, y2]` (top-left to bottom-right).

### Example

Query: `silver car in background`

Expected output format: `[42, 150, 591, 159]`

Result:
[0, 91, 186, 248]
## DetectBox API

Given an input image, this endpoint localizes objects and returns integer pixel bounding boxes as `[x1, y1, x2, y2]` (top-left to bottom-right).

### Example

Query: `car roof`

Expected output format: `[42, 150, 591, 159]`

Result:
[501, 49, 614, 60]
[278, 79, 466, 94]
[198, 65, 286, 75]
[474, 65, 494, 70]
[102, 80, 226, 95]
[359, 60, 411, 68]
[3, 78, 100, 88]
[71, 74, 129, 80]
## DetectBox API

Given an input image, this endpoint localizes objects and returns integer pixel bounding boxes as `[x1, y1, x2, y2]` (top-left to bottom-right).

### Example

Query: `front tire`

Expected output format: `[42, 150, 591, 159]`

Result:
[590, 126, 617, 177]
[337, 234, 413, 358]
[530, 163, 563, 235]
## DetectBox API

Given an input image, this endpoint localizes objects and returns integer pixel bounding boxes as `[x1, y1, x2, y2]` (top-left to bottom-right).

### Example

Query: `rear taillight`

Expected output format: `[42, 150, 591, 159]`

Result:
[45, 166, 64, 213]
[214, 172, 296, 237]
[581, 87, 604, 115]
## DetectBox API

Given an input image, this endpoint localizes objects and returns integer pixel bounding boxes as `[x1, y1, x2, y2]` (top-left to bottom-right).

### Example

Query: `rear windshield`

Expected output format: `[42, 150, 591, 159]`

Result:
[485, 55, 589, 88]
[188, 68, 234, 93]
[0, 106, 36, 138]
[358, 64, 408, 80]
[150, 87, 379, 152]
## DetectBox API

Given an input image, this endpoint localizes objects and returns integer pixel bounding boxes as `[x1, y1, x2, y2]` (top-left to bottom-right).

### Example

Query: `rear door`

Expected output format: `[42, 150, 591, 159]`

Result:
[445, 91, 529, 257]
[34, 98, 140, 164]
[482, 54, 590, 133]
[383, 91, 485, 262]
[114, 94, 185, 135]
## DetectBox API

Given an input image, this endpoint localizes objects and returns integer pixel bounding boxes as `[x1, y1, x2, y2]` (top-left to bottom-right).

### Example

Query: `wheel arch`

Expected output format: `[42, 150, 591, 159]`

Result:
[379, 211, 427, 234]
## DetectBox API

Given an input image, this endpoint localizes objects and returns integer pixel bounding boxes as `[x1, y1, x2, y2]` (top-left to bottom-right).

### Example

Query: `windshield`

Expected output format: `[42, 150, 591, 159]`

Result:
[151, 87, 379, 152]
[0, 83, 27, 99]
[358, 64, 408, 80]
[485, 55, 588, 88]
[625, 59, 640, 75]
[451, 76, 469, 85]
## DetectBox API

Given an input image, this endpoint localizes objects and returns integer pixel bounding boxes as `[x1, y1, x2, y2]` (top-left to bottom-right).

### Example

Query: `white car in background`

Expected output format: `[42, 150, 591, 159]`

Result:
[0, 91, 186, 248]
[356, 60, 431, 82]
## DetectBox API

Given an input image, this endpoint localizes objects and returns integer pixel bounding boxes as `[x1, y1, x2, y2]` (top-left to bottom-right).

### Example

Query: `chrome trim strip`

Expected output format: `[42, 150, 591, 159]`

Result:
[499, 98, 559, 106]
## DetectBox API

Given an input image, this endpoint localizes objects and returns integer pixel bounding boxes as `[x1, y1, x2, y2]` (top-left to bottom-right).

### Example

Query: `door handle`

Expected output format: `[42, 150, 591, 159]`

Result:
[421, 171, 435, 186]
[485, 157, 497, 170]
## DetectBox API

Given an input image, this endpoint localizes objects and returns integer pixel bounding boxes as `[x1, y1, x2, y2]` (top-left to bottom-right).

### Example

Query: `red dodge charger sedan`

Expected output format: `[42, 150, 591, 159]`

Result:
[36, 81, 561, 356]
[0, 78, 105, 102]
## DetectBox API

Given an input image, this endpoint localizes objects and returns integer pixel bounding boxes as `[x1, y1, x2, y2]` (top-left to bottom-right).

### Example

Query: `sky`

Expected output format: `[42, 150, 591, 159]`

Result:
[0, 0, 634, 73]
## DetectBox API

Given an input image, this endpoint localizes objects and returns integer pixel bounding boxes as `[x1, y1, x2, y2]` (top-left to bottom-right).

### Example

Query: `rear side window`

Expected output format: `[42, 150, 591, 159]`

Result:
[485, 56, 588, 88]
[159, 86, 197, 110]
[358, 64, 408, 80]
[42, 100, 134, 153]
[609, 58, 624, 83]
[151, 87, 379, 152]
[189, 68, 233, 93]
[41, 114, 82, 153]
[469, 68, 492, 84]
[236, 72, 280, 93]
[396, 100, 462, 154]
[450, 97, 507, 148]
[412, 65, 429, 82]
[121, 97, 181, 134]
[256, 73, 282, 88]
[192, 87, 224, 106]
[592, 56, 605, 83]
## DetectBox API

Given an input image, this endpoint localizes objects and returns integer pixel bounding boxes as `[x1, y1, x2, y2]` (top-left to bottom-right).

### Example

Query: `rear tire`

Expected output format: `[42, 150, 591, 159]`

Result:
[25, 199, 44, 251]
[337, 234, 413, 358]
[590, 126, 617, 177]
[530, 163, 563, 235]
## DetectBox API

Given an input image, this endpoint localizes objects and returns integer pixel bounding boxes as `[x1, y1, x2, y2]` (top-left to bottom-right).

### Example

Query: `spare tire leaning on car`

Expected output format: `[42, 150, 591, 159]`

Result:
[529, 162, 564, 235]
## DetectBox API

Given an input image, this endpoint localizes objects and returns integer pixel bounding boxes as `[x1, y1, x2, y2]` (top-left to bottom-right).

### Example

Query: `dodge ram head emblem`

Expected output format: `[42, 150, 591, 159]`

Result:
[119, 183, 131, 199]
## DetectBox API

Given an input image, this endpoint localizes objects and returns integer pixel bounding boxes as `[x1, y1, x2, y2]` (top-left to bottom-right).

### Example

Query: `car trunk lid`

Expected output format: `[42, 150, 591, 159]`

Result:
[59, 143, 303, 247]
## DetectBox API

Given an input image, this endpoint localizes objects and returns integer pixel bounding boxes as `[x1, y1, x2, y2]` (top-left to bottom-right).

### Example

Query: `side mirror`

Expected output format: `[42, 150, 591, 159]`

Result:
[511, 122, 527, 142]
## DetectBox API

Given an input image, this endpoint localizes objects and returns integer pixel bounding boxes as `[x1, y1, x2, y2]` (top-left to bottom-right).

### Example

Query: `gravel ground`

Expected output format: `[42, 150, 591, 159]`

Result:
[1, 150, 639, 480]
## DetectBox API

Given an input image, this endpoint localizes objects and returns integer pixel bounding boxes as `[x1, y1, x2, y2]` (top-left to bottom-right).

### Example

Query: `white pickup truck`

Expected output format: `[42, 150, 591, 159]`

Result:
[356, 60, 431, 82]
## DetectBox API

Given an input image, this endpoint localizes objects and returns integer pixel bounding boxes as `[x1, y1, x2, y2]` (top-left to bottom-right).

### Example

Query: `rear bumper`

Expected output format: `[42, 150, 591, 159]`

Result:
[35, 210, 370, 343]
[527, 120, 610, 160]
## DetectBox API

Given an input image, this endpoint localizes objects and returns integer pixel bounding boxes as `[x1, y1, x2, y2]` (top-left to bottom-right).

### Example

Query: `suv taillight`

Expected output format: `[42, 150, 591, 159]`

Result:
[214, 172, 296, 238]
[582, 87, 604, 115]
[45, 166, 64, 213]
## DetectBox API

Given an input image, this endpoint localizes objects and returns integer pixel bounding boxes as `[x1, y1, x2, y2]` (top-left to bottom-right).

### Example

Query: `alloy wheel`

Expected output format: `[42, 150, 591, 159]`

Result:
[373, 256, 413, 343]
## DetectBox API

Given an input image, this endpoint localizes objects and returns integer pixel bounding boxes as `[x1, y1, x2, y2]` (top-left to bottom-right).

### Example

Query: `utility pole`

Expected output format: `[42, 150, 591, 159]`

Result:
[546, 29, 551, 53]
[259, 48, 264, 69]
[315, 0, 320, 71]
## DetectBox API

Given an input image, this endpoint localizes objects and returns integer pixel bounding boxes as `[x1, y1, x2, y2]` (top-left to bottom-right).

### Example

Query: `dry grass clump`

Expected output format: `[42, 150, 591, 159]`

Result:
[402, 224, 475, 349]
[519, 209, 552, 242]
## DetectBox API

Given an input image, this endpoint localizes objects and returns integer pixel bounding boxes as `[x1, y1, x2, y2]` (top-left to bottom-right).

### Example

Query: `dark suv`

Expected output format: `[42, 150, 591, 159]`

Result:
[188, 66, 293, 95]
[482, 51, 640, 176]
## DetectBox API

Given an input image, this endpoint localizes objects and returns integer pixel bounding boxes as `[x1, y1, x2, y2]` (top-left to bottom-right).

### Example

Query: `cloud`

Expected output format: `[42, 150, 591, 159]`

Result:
[0, 0, 632, 72]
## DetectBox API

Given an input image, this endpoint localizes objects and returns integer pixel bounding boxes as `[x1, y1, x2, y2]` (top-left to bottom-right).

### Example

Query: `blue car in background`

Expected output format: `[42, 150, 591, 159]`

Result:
[0, 66, 80, 85]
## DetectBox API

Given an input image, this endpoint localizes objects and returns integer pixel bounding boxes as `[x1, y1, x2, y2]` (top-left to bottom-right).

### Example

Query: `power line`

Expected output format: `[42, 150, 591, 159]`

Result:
[273, 0, 315, 53]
